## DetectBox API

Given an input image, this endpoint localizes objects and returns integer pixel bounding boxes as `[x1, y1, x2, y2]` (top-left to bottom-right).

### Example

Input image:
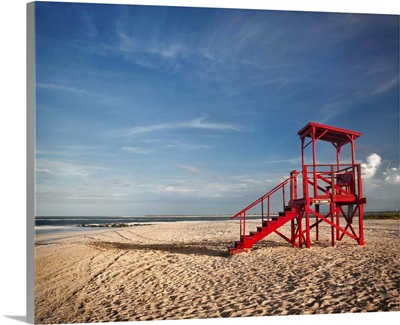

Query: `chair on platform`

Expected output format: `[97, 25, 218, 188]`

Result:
[336, 172, 354, 194]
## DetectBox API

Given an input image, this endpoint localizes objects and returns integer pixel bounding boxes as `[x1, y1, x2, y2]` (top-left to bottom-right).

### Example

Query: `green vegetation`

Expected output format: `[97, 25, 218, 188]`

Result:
[364, 211, 399, 220]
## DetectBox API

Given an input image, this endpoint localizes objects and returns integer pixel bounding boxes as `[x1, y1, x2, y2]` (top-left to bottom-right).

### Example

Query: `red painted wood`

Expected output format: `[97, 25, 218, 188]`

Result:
[228, 122, 366, 255]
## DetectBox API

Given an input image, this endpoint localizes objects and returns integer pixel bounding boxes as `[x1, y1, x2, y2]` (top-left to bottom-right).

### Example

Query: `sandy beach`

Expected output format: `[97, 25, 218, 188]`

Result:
[34, 219, 399, 324]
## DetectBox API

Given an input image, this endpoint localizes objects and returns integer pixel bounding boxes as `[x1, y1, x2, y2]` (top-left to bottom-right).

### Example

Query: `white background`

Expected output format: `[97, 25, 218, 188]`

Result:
[1, 1, 399, 325]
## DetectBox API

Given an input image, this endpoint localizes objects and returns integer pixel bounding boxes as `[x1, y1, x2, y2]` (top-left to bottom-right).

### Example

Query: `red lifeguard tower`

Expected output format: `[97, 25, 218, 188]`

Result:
[229, 122, 367, 254]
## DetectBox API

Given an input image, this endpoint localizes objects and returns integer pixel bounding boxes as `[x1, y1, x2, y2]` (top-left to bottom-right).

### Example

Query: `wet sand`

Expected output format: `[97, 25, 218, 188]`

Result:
[34, 219, 399, 323]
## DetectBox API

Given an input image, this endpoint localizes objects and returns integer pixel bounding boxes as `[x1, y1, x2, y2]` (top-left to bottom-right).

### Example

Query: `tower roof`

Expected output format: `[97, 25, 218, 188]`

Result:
[298, 122, 361, 147]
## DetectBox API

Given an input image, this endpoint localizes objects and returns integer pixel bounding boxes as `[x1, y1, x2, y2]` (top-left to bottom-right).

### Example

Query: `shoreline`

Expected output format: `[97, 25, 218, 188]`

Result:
[35, 218, 241, 237]
[35, 219, 399, 323]
[35, 220, 237, 244]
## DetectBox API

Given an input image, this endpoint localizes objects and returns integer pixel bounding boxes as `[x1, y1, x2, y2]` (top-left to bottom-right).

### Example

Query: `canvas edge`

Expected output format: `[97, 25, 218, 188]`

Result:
[27, 2, 35, 324]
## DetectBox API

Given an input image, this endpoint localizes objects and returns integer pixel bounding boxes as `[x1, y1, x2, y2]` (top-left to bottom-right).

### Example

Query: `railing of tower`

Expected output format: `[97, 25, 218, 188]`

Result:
[301, 164, 362, 200]
[230, 170, 301, 239]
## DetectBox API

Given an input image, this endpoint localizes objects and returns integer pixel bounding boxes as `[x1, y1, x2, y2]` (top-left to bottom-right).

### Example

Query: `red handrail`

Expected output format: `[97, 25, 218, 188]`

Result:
[231, 171, 300, 220]
[231, 171, 300, 239]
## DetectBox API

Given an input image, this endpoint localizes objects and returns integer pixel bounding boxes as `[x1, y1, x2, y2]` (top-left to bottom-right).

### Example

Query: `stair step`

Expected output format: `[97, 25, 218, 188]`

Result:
[250, 231, 263, 237]
[228, 246, 249, 254]
[261, 218, 280, 227]
[234, 241, 245, 248]
[235, 238, 255, 250]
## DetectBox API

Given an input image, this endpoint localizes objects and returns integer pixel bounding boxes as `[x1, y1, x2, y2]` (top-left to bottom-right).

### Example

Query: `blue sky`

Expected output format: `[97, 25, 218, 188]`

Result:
[34, 2, 399, 216]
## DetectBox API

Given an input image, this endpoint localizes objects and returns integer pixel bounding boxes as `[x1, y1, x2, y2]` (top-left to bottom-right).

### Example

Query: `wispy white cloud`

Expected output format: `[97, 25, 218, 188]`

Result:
[81, 10, 99, 39]
[36, 145, 113, 160]
[177, 165, 201, 173]
[37, 188, 130, 203]
[121, 141, 210, 155]
[152, 169, 285, 203]
[107, 116, 246, 138]
[36, 167, 53, 175]
[112, 21, 185, 73]
[121, 146, 151, 155]
[127, 123, 172, 135]
[160, 185, 196, 195]
[382, 166, 400, 184]
[37, 82, 91, 96]
[134, 116, 245, 134]
[184, 116, 244, 131]
[65, 192, 130, 201]
[164, 142, 211, 150]
[371, 76, 399, 95]
[262, 157, 299, 166]
[36, 158, 105, 178]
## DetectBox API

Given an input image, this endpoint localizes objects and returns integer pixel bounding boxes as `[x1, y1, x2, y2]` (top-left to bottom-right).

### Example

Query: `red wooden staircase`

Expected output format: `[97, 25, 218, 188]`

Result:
[229, 206, 298, 254]
[228, 171, 300, 255]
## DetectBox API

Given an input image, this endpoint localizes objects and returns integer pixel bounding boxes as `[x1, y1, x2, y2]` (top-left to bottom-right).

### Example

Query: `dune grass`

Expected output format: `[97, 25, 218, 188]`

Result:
[364, 211, 399, 220]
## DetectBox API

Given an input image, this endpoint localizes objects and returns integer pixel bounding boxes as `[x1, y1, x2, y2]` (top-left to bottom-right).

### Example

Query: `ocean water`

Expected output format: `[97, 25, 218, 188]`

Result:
[35, 215, 235, 235]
